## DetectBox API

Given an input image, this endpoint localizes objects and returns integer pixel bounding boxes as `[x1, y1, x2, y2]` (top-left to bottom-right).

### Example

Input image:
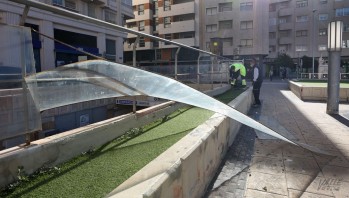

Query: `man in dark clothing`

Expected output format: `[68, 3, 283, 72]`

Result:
[251, 58, 263, 107]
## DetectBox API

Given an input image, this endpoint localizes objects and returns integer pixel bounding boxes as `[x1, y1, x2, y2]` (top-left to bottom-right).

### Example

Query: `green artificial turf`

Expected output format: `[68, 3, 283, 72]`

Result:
[1, 87, 245, 198]
[295, 80, 349, 88]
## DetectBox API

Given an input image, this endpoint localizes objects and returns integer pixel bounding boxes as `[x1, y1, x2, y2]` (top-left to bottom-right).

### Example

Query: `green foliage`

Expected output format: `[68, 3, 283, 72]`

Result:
[273, 54, 294, 68]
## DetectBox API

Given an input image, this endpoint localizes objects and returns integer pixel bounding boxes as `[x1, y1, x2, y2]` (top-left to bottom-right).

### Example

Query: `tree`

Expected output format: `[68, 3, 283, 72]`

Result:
[273, 54, 294, 69]
[301, 56, 319, 73]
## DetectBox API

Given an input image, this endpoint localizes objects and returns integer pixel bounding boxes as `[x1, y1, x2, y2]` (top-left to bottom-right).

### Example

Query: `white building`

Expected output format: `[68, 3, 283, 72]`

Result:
[0, 0, 133, 72]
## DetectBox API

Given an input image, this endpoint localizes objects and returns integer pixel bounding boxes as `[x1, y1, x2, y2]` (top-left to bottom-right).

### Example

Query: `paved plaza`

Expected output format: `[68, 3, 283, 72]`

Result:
[207, 80, 349, 198]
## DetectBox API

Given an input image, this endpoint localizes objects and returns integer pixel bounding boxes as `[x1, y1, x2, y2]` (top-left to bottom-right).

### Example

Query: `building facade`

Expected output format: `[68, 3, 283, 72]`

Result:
[0, 0, 133, 72]
[202, 0, 269, 62]
[123, 0, 200, 66]
[268, 0, 349, 65]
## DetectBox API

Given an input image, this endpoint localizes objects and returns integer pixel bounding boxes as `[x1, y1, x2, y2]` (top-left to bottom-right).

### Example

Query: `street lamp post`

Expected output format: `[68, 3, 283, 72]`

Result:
[326, 21, 343, 114]
[312, 9, 317, 78]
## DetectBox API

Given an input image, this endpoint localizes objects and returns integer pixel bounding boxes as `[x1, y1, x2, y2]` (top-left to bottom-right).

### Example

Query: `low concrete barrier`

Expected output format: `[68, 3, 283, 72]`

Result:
[289, 81, 349, 102]
[0, 85, 230, 189]
[108, 87, 253, 198]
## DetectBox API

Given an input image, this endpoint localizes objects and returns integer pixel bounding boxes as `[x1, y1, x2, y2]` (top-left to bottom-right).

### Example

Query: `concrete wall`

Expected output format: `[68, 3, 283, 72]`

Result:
[108, 87, 253, 198]
[289, 81, 349, 102]
[0, 85, 230, 189]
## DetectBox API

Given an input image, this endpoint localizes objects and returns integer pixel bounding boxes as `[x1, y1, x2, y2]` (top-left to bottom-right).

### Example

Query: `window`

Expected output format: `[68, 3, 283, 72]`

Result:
[138, 4, 144, 15]
[164, 17, 171, 28]
[269, 4, 276, 12]
[269, 18, 277, 26]
[319, 14, 328, 21]
[219, 2, 232, 12]
[240, 39, 253, 47]
[296, 45, 308, 51]
[164, 34, 171, 45]
[106, 39, 116, 61]
[279, 44, 289, 52]
[240, 2, 253, 11]
[105, 10, 116, 24]
[269, 32, 276, 39]
[153, 0, 158, 15]
[219, 20, 232, 29]
[344, 24, 349, 32]
[296, 0, 308, 8]
[164, 0, 171, 11]
[139, 20, 145, 31]
[296, 15, 308, 22]
[87, 3, 95, 18]
[127, 22, 136, 28]
[280, 1, 289, 8]
[206, 7, 217, 15]
[296, 30, 308, 37]
[53, 0, 64, 6]
[336, 8, 349, 17]
[318, 44, 327, 51]
[155, 49, 161, 59]
[319, 29, 327, 36]
[206, 42, 210, 50]
[65, 0, 76, 10]
[279, 17, 288, 24]
[139, 37, 145, 47]
[269, 45, 276, 52]
[206, 24, 217, 33]
[319, 0, 327, 4]
[222, 37, 233, 47]
[240, 21, 253, 29]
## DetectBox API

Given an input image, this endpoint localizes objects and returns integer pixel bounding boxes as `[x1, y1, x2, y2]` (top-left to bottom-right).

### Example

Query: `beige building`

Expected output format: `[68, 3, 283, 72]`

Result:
[268, 0, 349, 66]
[0, 0, 133, 71]
[123, 0, 200, 65]
[202, 0, 269, 62]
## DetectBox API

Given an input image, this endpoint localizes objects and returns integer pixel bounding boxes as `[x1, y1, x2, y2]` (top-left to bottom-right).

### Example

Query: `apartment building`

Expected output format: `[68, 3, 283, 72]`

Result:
[268, 0, 349, 64]
[0, 0, 133, 72]
[202, 0, 269, 62]
[123, 0, 200, 65]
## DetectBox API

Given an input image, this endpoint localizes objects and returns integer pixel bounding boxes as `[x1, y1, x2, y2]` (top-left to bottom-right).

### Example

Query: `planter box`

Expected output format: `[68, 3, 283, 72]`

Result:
[108, 87, 253, 198]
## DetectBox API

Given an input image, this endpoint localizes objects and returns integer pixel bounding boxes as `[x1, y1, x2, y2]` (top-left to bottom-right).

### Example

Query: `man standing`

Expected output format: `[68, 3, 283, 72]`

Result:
[251, 58, 263, 106]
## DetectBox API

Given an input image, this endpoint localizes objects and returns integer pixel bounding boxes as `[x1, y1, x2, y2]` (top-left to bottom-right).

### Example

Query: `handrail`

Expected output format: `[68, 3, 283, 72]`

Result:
[8, 0, 231, 61]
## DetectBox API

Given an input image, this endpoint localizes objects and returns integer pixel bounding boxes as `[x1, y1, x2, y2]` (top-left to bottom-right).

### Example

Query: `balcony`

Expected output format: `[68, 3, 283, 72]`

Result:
[160, 20, 195, 34]
[278, 7, 293, 17]
[278, 37, 293, 45]
[121, 0, 134, 19]
[278, 23, 292, 30]
[269, 0, 290, 3]
[159, 2, 194, 17]
[160, 38, 195, 48]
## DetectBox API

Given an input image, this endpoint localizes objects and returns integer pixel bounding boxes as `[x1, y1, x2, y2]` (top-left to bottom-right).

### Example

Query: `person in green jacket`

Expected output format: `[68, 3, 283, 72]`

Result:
[230, 62, 246, 87]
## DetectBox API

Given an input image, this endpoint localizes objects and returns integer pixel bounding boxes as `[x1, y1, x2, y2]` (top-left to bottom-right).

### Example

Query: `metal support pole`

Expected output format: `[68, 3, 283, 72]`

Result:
[19, 5, 30, 26]
[327, 51, 341, 114]
[312, 9, 317, 78]
[211, 57, 214, 90]
[197, 54, 201, 84]
[175, 47, 181, 80]
[133, 36, 140, 67]
[132, 97, 136, 113]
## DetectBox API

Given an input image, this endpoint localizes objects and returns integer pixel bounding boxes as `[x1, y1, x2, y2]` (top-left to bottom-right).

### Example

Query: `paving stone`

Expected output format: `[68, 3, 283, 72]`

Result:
[246, 172, 288, 196]
[282, 144, 314, 158]
[250, 156, 284, 174]
[285, 172, 335, 197]
[287, 189, 334, 198]
[322, 165, 349, 183]
[245, 189, 287, 198]
[331, 181, 349, 198]
[284, 156, 321, 176]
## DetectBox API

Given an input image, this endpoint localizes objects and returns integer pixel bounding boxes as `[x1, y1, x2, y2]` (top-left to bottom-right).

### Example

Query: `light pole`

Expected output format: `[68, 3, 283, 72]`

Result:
[327, 21, 343, 114]
[312, 9, 317, 78]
